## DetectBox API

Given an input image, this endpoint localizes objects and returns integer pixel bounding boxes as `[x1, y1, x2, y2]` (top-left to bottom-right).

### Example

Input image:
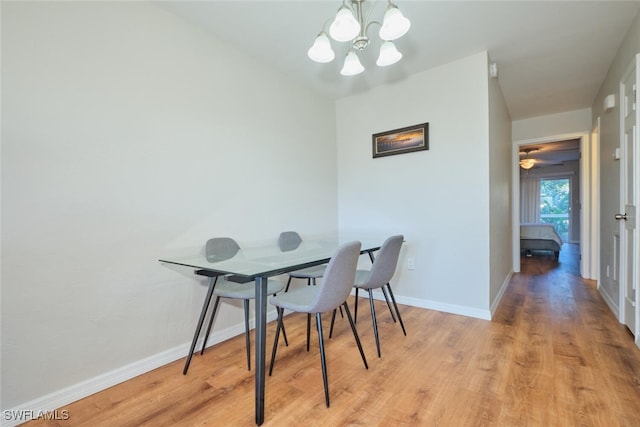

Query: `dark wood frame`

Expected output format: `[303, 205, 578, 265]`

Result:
[372, 122, 429, 158]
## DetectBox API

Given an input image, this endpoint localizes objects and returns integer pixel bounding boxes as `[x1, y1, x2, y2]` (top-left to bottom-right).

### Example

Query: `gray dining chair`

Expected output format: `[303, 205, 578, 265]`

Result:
[279, 231, 344, 351]
[183, 237, 286, 375]
[268, 241, 368, 408]
[279, 231, 327, 292]
[331, 235, 405, 358]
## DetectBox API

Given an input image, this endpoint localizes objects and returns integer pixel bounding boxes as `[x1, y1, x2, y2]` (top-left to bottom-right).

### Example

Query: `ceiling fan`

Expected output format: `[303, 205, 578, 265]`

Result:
[519, 147, 573, 170]
[519, 148, 538, 170]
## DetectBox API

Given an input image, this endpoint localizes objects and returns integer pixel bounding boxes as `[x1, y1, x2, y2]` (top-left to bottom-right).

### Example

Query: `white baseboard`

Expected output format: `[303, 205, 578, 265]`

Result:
[1, 310, 279, 427]
[399, 295, 492, 320]
[364, 289, 492, 321]
[598, 287, 619, 320]
[490, 271, 513, 319]
[598, 287, 638, 350]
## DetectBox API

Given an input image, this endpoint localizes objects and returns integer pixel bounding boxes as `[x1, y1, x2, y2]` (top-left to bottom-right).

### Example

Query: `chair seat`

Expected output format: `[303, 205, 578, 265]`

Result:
[288, 265, 326, 279]
[353, 269, 374, 289]
[214, 278, 284, 299]
[270, 286, 318, 313]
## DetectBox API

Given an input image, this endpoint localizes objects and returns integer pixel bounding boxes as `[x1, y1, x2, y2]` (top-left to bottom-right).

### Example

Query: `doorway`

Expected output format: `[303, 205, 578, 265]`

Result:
[512, 132, 596, 278]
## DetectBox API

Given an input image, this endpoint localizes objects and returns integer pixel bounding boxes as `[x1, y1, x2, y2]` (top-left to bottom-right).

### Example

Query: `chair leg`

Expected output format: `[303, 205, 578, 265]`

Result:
[354, 288, 359, 323]
[200, 276, 222, 355]
[306, 313, 311, 351]
[329, 308, 337, 338]
[342, 301, 368, 369]
[315, 313, 330, 408]
[284, 276, 293, 292]
[269, 307, 284, 376]
[183, 277, 216, 375]
[386, 283, 407, 336]
[243, 299, 251, 371]
[271, 290, 289, 347]
[200, 296, 221, 355]
[368, 289, 381, 357]
[280, 313, 289, 347]
[381, 285, 397, 323]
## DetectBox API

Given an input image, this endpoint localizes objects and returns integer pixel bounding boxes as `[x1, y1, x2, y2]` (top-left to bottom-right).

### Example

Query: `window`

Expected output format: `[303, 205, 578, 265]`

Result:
[539, 178, 570, 242]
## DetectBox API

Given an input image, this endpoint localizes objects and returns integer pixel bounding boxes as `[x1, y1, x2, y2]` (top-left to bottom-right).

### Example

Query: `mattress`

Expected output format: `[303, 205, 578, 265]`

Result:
[520, 223, 563, 248]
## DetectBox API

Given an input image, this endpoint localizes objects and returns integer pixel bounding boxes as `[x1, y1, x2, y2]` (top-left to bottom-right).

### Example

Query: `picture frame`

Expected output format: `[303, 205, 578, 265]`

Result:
[372, 122, 429, 158]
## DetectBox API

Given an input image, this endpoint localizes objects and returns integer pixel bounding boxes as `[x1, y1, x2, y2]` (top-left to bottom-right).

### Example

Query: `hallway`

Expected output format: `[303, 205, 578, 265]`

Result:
[493, 242, 640, 425]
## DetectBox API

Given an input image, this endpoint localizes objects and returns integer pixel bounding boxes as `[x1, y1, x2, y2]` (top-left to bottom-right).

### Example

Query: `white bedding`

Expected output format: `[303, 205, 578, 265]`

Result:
[520, 223, 563, 247]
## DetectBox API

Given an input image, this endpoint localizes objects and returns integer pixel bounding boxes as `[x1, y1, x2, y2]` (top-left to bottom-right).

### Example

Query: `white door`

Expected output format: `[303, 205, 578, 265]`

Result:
[619, 54, 639, 338]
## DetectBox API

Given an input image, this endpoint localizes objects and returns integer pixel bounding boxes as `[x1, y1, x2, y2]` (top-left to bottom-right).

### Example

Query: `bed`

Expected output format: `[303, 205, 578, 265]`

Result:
[520, 223, 563, 259]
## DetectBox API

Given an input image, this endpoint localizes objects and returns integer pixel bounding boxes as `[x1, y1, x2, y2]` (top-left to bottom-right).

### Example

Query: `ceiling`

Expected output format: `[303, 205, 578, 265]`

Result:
[155, 1, 640, 121]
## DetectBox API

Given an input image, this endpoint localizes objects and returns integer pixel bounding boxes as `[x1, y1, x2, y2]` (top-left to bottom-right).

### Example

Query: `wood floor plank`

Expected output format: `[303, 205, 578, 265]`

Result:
[23, 244, 640, 426]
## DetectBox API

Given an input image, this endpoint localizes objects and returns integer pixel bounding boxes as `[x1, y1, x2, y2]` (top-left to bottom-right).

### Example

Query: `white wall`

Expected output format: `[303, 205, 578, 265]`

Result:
[1, 1, 337, 409]
[488, 67, 513, 311]
[512, 108, 592, 141]
[336, 52, 493, 318]
[592, 11, 640, 312]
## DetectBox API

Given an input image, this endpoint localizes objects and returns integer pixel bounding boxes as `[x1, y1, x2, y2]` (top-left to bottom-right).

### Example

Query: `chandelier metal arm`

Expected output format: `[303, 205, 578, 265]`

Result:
[365, 20, 382, 33]
[352, 0, 381, 36]
[352, 21, 382, 51]
[351, 1, 385, 51]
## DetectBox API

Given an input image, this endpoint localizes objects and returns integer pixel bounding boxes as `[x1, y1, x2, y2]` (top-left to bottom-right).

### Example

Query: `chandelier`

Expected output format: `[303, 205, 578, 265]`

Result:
[307, 0, 411, 76]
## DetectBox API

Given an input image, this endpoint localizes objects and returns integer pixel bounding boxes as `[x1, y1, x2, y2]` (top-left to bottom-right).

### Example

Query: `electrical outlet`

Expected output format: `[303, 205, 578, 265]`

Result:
[408, 257, 415, 270]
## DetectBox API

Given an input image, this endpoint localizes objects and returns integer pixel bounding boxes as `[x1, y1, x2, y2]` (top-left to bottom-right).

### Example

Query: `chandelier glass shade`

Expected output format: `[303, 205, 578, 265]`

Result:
[307, 32, 335, 63]
[308, 0, 410, 76]
[330, 6, 361, 41]
[341, 50, 365, 75]
[379, 4, 411, 40]
[377, 41, 402, 66]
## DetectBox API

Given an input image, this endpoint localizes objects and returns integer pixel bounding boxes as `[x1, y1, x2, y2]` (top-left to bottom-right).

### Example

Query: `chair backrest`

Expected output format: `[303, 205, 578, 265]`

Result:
[279, 231, 302, 252]
[205, 237, 240, 262]
[361, 235, 404, 288]
[307, 241, 361, 313]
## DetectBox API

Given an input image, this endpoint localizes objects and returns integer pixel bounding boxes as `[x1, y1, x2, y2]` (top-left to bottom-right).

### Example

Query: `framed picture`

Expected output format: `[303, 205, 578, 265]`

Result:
[372, 122, 429, 158]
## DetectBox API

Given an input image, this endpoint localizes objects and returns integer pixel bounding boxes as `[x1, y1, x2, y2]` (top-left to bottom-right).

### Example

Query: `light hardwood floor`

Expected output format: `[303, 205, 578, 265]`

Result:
[25, 244, 640, 426]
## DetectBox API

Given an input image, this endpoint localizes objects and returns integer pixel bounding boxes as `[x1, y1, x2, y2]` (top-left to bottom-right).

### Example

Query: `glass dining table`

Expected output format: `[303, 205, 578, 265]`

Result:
[159, 238, 383, 425]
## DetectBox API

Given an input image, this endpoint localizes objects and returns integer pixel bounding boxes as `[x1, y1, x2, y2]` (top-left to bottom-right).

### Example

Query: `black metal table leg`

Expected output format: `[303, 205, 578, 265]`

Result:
[255, 276, 268, 425]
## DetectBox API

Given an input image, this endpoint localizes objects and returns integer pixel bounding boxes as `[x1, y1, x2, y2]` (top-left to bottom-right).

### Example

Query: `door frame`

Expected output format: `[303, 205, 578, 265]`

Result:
[591, 118, 601, 283]
[512, 132, 597, 279]
[618, 54, 639, 343]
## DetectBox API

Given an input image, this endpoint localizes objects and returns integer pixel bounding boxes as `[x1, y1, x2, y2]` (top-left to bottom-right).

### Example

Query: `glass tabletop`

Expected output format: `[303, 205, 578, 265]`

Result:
[159, 238, 382, 280]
